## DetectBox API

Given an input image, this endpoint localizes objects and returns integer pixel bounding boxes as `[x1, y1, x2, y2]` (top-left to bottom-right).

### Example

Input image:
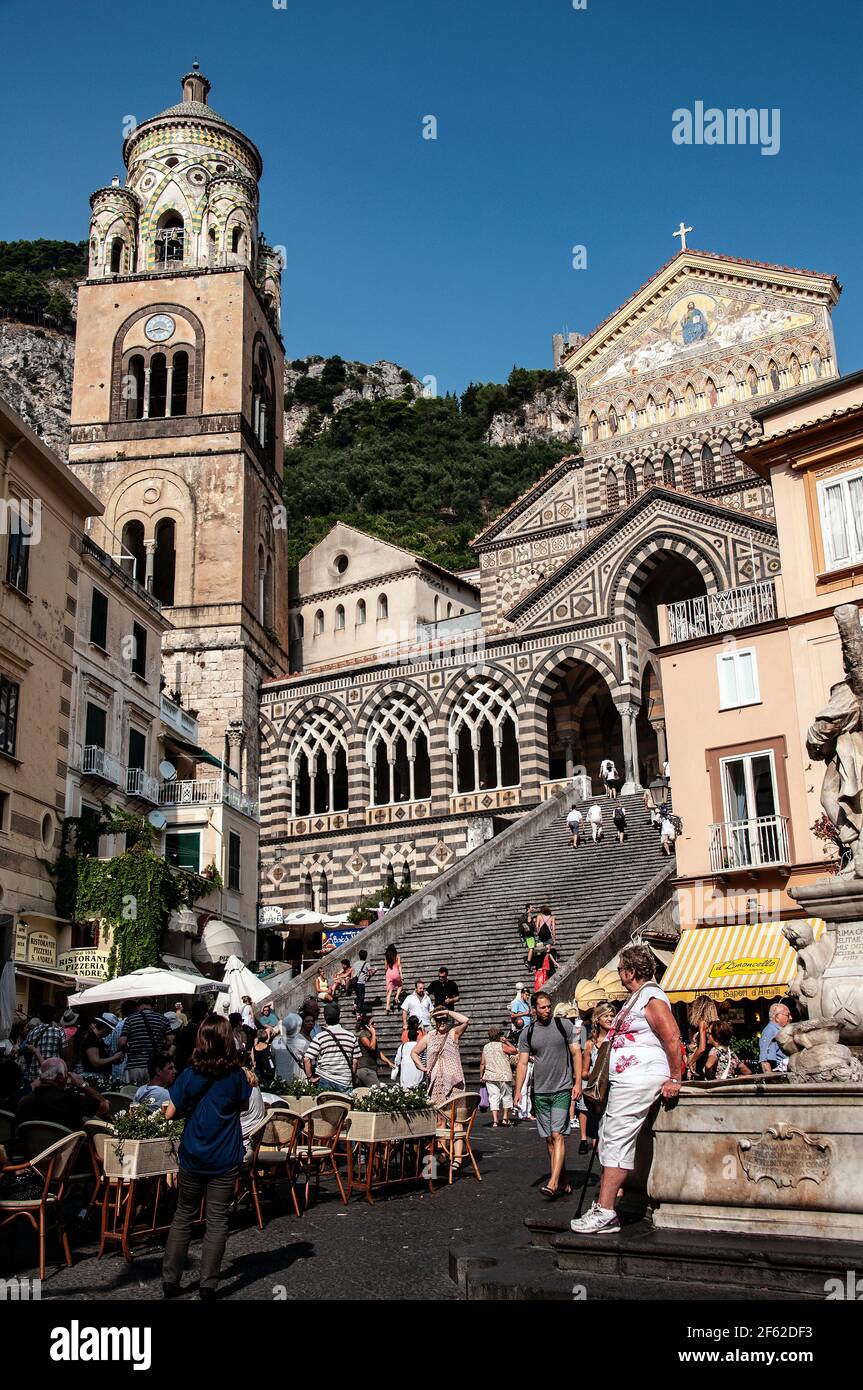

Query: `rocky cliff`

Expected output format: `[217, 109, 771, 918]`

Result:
[0, 321, 75, 457]
[485, 383, 579, 447]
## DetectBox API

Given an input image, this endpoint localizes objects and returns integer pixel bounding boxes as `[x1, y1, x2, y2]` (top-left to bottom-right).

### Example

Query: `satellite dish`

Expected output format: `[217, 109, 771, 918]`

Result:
[147, 809, 167, 831]
[159, 760, 177, 781]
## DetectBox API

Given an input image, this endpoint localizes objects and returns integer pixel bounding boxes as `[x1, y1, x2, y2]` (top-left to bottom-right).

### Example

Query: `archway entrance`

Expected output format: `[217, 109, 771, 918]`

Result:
[544, 658, 622, 787]
[626, 548, 709, 784]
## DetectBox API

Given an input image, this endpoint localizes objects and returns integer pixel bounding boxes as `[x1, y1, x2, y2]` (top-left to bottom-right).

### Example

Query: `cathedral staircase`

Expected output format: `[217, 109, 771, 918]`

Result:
[270, 788, 676, 1079]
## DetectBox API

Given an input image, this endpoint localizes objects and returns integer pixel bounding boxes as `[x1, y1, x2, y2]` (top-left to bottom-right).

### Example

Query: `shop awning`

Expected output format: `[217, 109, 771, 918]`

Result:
[660, 919, 825, 1003]
[165, 732, 238, 778]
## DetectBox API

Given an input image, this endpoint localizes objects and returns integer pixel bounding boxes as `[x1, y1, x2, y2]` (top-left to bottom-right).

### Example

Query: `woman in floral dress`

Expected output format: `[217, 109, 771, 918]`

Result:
[412, 1007, 470, 1169]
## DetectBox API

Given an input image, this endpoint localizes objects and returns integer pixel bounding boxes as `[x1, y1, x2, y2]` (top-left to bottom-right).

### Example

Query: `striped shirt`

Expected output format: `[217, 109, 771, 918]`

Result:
[305, 1025, 360, 1087]
[121, 1009, 170, 1071]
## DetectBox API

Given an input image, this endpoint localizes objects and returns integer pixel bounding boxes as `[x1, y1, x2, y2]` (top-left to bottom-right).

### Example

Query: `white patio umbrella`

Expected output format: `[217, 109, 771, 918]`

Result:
[67, 964, 213, 1006]
[215, 954, 273, 1017]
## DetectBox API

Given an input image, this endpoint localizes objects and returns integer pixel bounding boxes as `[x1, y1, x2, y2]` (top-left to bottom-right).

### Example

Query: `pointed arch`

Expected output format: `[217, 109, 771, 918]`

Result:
[624, 463, 638, 504]
[366, 692, 432, 805]
[665, 389, 677, 419]
[684, 383, 697, 414]
[646, 395, 657, 424]
[705, 377, 718, 408]
[747, 365, 759, 396]
[288, 707, 349, 815]
[626, 399, 638, 431]
[789, 353, 802, 386]
[701, 443, 715, 489]
[768, 359, 781, 391]
[662, 453, 675, 489]
[607, 405, 619, 436]
[605, 468, 620, 513]
[680, 448, 696, 491]
[720, 438, 735, 483]
[810, 347, 822, 379]
[448, 678, 520, 793]
[642, 458, 656, 489]
[589, 410, 599, 442]
[724, 371, 737, 403]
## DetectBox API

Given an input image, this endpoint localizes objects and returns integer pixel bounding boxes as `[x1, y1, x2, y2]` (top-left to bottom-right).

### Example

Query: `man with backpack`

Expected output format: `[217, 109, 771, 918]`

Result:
[514, 991, 583, 1198]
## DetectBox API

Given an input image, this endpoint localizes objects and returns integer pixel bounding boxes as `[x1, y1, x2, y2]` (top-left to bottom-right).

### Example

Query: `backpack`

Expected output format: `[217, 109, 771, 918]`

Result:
[525, 1017, 574, 1082]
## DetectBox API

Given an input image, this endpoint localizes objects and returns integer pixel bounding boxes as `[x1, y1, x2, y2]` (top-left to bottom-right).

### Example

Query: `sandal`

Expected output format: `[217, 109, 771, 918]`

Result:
[540, 1185, 560, 1199]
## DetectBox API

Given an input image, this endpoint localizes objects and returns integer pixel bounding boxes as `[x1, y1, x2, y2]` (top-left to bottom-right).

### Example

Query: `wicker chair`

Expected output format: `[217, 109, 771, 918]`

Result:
[244, 1107, 302, 1225]
[0, 1130, 85, 1279]
[16, 1120, 73, 1160]
[101, 1092, 135, 1119]
[299, 1101, 350, 1207]
[434, 1092, 481, 1183]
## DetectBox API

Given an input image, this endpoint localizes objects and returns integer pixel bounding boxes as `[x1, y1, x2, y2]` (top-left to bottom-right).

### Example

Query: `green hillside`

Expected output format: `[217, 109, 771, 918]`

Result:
[0, 239, 87, 328]
[283, 366, 577, 571]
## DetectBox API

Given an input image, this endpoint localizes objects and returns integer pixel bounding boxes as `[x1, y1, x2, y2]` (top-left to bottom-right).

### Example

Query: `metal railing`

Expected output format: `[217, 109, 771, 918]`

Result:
[125, 767, 160, 803]
[666, 581, 777, 643]
[160, 694, 199, 741]
[160, 778, 259, 821]
[708, 814, 790, 872]
[81, 745, 123, 785]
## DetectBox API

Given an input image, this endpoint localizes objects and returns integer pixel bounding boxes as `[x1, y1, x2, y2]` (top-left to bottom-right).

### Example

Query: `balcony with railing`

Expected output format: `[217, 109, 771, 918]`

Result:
[709, 815, 790, 873]
[160, 694, 199, 743]
[665, 581, 778, 644]
[125, 767, 160, 804]
[160, 777, 259, 821]
[81, 745, 124, 786]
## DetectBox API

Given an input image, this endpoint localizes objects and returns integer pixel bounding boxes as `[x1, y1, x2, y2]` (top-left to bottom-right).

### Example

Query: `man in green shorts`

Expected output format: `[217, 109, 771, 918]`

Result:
[514, 991, 583, 1198]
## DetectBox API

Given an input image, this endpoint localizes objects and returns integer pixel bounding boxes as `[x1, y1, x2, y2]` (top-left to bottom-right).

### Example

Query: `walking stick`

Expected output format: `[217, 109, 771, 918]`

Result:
[575, 1140, 598, 1217]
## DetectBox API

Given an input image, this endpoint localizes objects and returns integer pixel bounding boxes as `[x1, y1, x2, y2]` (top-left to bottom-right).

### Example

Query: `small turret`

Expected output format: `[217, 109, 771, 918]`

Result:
[181, 63, 211, 106]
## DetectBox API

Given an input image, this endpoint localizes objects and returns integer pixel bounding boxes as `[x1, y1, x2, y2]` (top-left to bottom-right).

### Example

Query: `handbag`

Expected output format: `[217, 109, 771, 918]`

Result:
[581, 986, 646, 1117]
[479, 1083, 489, 1110]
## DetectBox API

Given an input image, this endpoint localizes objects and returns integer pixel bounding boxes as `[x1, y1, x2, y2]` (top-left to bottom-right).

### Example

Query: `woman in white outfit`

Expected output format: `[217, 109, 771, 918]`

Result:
[588, 803, 604, 842]
[571, 944, 682, 1235]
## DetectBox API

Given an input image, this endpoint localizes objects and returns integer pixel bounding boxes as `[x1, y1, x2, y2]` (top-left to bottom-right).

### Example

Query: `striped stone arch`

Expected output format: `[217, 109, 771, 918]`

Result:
[523, 646, 622, 794]
[439, 661, 530, 723]
[607, 530, 726, 621]
[355, 678, 440, 740]
[529, 645, 621, 712]
[277, 694, 354, 754]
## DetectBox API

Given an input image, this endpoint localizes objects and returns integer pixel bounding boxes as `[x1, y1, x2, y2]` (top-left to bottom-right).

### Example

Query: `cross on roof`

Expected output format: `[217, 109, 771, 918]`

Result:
[673, 221, 693, 251]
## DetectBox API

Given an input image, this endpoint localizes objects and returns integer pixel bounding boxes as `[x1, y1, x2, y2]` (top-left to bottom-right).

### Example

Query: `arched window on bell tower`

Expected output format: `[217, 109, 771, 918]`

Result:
[125, 355, 145, 420]
[155, 212, 185, 268]
[152, 518, 176, 605]
[109, 237, 124, 274]
[121, 520, 146, 586]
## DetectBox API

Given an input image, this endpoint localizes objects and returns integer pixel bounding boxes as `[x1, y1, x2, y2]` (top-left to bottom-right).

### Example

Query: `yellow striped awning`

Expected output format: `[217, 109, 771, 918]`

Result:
[660, 919, 825, 1003]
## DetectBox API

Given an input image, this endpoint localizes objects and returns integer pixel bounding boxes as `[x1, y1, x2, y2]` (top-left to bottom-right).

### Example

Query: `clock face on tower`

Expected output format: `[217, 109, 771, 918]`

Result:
[144, 313, 175, 343]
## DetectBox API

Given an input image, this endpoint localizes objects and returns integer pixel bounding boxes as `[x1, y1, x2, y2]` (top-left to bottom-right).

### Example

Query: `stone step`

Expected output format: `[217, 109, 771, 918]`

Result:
[524, 1215, 851, 1297]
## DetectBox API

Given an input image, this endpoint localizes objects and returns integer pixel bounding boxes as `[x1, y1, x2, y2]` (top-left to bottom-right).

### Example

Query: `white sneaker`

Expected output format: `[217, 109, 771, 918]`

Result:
[570, 1203, 620, 1235]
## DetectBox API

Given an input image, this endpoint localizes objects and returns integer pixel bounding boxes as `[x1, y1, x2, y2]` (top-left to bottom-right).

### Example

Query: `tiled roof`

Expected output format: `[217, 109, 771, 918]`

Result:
[745, 401, 863, 448]
[562, 249, 841, 363]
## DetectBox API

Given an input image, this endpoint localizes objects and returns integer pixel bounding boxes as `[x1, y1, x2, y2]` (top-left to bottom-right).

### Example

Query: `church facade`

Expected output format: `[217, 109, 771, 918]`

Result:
[258, 251, 840, 949]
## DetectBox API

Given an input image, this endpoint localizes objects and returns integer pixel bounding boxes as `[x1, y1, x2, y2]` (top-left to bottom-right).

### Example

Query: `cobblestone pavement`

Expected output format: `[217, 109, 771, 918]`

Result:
[2, 1117, 583, 1302]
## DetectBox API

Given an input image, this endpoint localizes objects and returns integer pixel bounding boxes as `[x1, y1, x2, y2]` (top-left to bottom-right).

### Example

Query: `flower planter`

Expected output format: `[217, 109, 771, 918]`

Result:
[264, 1093, 317, 1115]
[346, 1107, 437, 1143]
[103, 1137, 180, 1180]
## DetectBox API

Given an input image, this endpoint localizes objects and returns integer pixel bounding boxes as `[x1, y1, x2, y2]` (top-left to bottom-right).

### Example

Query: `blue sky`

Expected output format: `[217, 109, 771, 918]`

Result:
[3, 0, 861, 395]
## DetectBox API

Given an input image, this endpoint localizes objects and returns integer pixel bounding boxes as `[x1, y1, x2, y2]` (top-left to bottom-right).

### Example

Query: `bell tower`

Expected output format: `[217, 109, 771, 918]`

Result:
[68, 67, 288, 793]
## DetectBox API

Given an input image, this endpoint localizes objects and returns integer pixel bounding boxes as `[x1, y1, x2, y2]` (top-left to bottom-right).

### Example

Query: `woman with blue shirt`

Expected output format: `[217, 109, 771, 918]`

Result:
[162, 1013, 251, 1300]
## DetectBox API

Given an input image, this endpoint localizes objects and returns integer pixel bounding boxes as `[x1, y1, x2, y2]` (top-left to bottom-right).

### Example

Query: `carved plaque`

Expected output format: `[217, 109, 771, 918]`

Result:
[825, 923, 863, 973]
[738, 1126, 832, 1189]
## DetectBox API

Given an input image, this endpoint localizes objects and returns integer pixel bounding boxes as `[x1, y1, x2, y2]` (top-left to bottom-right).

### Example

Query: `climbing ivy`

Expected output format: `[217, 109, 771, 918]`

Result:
[49, 806, 221, 976]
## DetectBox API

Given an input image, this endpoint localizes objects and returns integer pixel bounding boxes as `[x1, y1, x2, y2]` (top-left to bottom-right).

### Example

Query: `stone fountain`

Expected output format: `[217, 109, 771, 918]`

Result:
[648, 604, 863, 1242]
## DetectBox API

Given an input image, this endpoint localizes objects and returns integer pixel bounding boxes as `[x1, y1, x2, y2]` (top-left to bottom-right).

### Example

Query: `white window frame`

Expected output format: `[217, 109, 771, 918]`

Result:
[717, 645, 760, 710]
[816, 465, 863, 572]
[719, 748, 779, 825]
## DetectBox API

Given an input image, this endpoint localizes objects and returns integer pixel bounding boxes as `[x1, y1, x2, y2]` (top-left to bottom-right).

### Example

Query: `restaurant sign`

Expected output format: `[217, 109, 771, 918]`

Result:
[57, 950, 109, 981]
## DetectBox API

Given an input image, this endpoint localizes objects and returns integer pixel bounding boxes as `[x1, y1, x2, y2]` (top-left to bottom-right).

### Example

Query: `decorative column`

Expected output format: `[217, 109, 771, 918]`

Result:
[651, 719, 668, 771]
[226, 722, 245, 792]
[615, 702, 643, 794]
[143, 539, 156, 592]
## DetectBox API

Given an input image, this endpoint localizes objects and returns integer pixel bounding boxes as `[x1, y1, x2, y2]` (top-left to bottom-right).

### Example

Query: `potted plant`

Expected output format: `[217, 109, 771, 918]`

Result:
[266, 1076, 319, 1114]
[102, 1105, 184, 1180]
[346, 1085, 437, 1142]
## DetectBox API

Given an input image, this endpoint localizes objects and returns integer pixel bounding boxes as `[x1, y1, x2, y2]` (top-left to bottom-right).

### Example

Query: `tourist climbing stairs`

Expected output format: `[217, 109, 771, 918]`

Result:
[325, 791, 673, 1079]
